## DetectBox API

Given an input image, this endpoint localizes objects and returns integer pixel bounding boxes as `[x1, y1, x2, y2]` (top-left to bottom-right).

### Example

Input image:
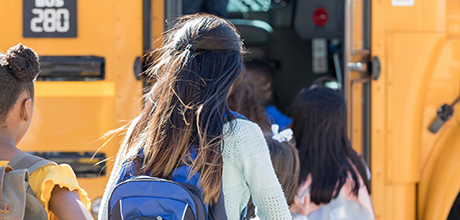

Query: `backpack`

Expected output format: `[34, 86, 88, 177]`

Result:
[0, 152, 55, 220]
[107, 112, 248, 220]
[107, 148, 227, 220]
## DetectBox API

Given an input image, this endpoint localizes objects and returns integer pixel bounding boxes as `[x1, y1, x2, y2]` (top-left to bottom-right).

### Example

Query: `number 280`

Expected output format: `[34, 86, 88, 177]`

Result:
[30, 8, 70, 33]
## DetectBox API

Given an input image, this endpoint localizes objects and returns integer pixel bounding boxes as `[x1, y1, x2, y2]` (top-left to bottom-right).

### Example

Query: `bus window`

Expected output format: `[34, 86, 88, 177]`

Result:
[38, 56, 105, 81]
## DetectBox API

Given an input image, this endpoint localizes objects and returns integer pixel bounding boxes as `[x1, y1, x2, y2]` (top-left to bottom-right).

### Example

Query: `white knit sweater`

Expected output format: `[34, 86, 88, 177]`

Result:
[99, 118, 291, 220]
[222, 119, 291, 219]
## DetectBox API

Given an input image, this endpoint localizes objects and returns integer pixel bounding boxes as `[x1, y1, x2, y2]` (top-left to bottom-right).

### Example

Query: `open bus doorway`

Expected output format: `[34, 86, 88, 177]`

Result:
[227, 0, 345, 114]
[226, 0, 371, 166]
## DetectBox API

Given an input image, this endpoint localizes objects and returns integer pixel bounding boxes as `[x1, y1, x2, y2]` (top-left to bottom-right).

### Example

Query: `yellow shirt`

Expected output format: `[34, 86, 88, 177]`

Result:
[0, 161, 91, 220]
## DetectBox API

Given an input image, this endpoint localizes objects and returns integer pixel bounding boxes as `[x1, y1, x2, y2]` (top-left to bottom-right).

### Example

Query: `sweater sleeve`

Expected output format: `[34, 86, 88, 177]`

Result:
[227, 119, 291, 220]
[99, 116, 141, 220]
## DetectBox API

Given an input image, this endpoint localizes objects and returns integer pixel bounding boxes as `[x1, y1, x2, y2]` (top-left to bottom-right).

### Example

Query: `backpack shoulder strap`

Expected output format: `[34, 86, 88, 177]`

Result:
[208, 185, 228, 220]
[0, 165, 14, 213]
[7, 152, 56, 174]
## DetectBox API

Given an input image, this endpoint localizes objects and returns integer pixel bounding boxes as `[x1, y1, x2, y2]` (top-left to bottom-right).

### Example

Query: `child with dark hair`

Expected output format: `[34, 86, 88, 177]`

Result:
[266, 125, 308, 220]
[290, 87, 374, 220]
[99, 14, 291, 220]
[250, 124, 308, 220]
[228, 74, 271, 132]
[0, 44, 92, 219]
[245, 58, 292, 129]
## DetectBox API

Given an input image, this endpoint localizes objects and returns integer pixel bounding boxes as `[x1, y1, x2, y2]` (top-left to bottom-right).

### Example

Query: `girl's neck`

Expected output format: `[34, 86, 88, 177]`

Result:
[0, 134, 22, 161]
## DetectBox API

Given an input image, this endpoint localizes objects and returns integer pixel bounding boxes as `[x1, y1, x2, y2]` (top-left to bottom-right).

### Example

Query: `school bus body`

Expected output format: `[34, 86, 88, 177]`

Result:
[2, 0, 460, 219]
[368, 0, 460, 219]
[229, 0, 460, 219]
[0, 0, 165, 216]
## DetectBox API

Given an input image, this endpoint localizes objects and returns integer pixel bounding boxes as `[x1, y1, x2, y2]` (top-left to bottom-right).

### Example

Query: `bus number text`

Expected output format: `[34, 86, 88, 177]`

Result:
[30, 0, 70, 33]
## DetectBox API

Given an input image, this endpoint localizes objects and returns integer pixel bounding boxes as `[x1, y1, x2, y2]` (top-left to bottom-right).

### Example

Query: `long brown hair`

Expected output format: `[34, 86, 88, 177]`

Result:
[122, 14, 244, 204]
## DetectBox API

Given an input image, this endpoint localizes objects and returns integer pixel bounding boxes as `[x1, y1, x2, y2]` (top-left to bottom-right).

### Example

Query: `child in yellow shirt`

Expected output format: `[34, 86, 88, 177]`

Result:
[0, 44, 93, 220]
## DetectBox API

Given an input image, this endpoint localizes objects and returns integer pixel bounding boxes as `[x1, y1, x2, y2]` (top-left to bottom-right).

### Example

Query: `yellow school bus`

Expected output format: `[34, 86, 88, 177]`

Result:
[368, 0, 460, 219]
[0, 0, 168, 218]
[228, 0, 460, 219]
[2, 0, 460, 219]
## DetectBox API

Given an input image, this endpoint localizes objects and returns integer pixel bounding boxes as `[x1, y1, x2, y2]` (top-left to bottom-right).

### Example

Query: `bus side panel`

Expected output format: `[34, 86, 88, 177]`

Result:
[18, 82, 119, 201]
[151, 0, 165, 50]
[384, 33, 460, 219]
[418, 125, 460, 220]
[379, 32, 445, 220]
[112, 0, 143, 122]
[370, 0, 387, 218]
[385, 32, 452, 184]
[384, 0, 446, 32]
[22, 82, 117, 152]
[417, 37, 460, 219]
[371, 0, 459, 218]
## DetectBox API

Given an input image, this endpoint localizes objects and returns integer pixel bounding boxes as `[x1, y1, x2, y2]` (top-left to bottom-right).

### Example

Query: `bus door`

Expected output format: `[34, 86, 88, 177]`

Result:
[344, 0, 372, 167]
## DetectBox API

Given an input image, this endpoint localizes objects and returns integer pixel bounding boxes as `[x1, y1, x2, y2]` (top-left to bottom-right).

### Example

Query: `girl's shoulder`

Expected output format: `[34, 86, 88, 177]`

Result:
[222, 118, 269, 163]
[29, 163, 91, 215]
[224, 117, 261, 137]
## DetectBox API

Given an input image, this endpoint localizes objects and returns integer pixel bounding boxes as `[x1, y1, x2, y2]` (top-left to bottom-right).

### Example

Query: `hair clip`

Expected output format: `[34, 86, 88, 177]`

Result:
[271, 124, 293, 143]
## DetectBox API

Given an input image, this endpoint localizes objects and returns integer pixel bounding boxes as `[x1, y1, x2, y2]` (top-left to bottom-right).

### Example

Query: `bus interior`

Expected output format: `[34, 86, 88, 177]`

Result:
[226, 0, 347, 113]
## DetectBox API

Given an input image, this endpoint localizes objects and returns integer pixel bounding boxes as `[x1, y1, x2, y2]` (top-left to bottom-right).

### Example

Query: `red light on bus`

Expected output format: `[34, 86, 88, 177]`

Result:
[312, 7, 328, 27]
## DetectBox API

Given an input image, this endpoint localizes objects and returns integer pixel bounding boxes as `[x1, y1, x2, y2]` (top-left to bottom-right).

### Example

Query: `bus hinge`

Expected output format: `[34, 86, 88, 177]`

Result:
[372, 56, 381, 80]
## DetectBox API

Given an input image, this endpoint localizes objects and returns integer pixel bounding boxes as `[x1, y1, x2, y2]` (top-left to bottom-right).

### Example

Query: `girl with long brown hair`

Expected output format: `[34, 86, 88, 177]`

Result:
[99, 14, 290, 220]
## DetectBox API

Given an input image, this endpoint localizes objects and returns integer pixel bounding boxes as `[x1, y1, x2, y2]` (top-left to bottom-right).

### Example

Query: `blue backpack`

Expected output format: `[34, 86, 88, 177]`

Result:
[107, 113, 247, 220]
[108, 150, 226, 220]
